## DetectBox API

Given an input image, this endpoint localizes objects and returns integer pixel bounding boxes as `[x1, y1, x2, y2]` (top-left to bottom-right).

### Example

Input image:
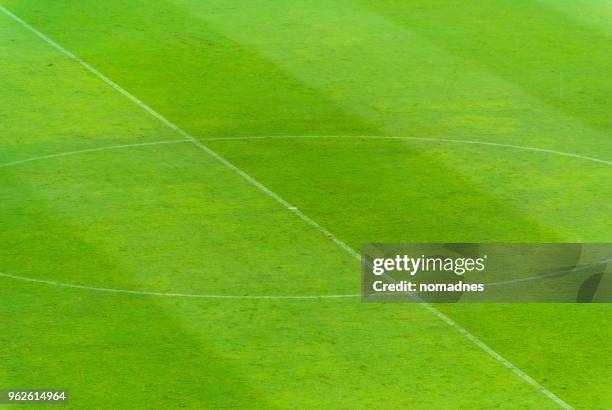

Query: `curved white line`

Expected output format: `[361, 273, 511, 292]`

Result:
[2, 135, 610, 173]
[0, 140, 188, 170]
[484, 259, 612, 287]
[0, 271, 359, 300]
[200, 135, 612, 167]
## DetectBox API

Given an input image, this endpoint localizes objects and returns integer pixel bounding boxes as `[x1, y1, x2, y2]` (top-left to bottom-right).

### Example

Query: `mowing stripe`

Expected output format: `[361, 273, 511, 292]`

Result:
[0, 5, 574, 408]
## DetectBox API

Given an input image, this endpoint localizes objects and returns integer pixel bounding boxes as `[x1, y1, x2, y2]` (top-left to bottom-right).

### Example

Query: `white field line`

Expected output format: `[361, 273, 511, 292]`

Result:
[200, 135, 612, 167]
[485, 259, 612, 287]
[3, 135, 611, 172]
[0, 272, 358, 300]
[419, 301, 572, 409]
[0, 6, 576, 408]
[0, 140, 188, 169]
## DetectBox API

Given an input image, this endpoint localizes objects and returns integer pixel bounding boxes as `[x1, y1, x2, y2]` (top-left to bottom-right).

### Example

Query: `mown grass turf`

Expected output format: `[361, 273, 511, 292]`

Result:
[1, 0, 611, 408]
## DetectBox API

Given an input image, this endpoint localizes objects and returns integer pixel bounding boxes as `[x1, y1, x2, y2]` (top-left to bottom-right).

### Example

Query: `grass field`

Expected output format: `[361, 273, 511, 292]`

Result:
[1, 1, 611, 408]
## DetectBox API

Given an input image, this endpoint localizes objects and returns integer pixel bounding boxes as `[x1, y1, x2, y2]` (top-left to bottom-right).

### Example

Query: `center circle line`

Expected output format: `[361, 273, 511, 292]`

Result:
[1, 134, 609, 299]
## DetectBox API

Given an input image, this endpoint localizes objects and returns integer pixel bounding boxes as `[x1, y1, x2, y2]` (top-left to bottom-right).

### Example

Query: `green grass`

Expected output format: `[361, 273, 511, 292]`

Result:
[0, 0, 611, 408]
